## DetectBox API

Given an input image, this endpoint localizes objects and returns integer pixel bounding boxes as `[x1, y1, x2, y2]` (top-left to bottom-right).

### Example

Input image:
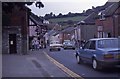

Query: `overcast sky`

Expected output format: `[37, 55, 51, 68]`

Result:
[27, 0, 108, 16]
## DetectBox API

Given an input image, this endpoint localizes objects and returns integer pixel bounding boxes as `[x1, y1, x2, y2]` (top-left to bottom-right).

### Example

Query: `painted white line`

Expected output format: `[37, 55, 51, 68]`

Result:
[43, 51, 84, 79]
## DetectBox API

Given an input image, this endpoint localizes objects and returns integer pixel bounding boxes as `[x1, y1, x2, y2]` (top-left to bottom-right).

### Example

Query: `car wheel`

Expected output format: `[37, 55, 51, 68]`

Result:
[76, 55, 82, 64]
[50, 49, 52, 51]
[92, 59, 101, 70]
[73, 48, 75, 50]
[58, 49, 60, 51]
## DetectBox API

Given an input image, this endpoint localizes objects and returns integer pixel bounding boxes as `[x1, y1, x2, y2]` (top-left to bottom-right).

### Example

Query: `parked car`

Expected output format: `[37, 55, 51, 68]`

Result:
[75, 38, 120, 70]
[63, 41, 75, 50]
[49, 41, 62, 51]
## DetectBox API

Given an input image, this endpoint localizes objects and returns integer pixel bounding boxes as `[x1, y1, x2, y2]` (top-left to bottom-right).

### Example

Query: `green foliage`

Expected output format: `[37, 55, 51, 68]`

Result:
[47, 16, 86, 30]
[48, 16, 86, 23]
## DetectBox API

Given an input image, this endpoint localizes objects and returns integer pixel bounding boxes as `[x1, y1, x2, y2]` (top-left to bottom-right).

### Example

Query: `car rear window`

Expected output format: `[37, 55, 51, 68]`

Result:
[98, 39, 118, 48]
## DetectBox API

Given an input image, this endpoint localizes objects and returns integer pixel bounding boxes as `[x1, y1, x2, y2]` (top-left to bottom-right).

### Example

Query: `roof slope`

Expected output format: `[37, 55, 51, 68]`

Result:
[61, 27, 75, 33]
[30, 12, 44, 26]
[77, 2, 117, 25]
[103, 2, 120, 16]
[81, 12, 98, 24]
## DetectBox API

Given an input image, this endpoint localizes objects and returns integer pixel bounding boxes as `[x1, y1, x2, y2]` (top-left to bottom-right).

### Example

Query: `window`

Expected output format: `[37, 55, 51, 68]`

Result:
[89, 41, 96, 50]
[98, 11, 105, 20]
[98, 32, 103, 38]
[108, 33, 111, 38]
[98, 39, 118, 48]
[83, 41, 90, 49]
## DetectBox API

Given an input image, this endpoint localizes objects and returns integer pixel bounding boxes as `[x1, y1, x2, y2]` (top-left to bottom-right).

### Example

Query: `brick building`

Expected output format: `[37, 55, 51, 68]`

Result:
[96, 2, 120, 38]
[29, 12, 47, 49]
[75, 12, 97, 41]
[59, 27, 75, 43]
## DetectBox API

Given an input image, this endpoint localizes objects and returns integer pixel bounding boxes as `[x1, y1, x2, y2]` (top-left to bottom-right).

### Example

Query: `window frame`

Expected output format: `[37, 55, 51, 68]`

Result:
[89, 41, 96, 50]
[83, 41, 90, 49]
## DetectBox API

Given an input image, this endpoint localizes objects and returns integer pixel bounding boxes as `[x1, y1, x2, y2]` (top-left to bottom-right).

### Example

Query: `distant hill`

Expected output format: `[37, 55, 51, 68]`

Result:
[48, 15, 86, 23]
[47, 15, 86, 30]
[44, 2, 114, 30]
[45, 2, 114, 24]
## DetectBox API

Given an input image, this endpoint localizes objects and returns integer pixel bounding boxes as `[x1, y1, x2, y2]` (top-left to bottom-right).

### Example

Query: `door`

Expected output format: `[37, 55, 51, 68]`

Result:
[81, 41, 96, 63]
[87, 41, 96, 63]
[81, 41, 91, 61]
[9, 34, 17, 54]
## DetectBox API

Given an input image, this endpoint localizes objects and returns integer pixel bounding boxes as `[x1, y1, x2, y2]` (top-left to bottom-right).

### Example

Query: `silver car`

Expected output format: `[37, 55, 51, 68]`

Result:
[63, 41, 75, 50]
[76, 38, 120, 70]
[49, 41, 62, 51]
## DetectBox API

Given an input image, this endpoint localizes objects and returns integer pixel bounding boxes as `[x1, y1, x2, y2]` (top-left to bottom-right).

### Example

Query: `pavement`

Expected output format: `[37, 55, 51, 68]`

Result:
[2, 49, 70, 78]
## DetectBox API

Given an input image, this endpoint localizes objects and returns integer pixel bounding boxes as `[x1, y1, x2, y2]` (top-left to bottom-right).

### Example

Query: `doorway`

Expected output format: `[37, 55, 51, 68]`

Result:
[9, 34, 17, 54]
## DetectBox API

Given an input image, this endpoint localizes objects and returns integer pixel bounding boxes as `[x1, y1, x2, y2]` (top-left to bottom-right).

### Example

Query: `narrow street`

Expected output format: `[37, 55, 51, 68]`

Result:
[2, 1, 120, 79]
[2, 47, 120, 78]
[45, 47, 120, 78]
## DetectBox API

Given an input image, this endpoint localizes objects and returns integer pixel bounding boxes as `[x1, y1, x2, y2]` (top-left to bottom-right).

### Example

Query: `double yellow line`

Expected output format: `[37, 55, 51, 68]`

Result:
[43, 51, 84, 79]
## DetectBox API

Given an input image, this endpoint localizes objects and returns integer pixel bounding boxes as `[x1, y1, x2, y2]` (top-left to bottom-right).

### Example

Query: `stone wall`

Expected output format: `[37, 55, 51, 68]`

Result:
[0, 2, 2, 79]
[2, 26, 22, 54]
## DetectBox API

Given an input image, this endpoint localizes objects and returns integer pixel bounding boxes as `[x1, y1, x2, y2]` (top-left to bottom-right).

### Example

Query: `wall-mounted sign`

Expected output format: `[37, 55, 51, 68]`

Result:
[10, 41, 13, 45]
[98, 26, 103, 31]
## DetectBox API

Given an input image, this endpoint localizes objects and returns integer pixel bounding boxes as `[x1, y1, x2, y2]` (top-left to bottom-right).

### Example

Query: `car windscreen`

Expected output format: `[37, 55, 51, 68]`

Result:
[64, 41, 74, 44]
[98, 39, 119, 48]
[50, 41, 59, 44]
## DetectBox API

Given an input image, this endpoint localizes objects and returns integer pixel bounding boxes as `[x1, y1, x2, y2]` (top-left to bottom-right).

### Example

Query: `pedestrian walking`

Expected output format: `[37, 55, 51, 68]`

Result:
[31, 39, 35, 51]
[34, 39, 39, 50]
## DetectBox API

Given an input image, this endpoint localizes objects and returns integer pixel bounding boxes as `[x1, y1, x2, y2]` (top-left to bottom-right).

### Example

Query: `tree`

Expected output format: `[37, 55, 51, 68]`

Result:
[35, 2, 44, 8]
[50, 12, 53, 17]
[44, 14, 51, 19]
[53, 14, 56, 18]
[68, 12, 72, 15]
[58, 13, 63, 18]
[83, 10, 86, 13]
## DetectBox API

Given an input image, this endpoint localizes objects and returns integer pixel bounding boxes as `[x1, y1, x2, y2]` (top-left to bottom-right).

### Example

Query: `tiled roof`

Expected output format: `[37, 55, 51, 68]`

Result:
[77, 2, 116, 25]
[102, 2, 120, 16]
[48, 26, 75, 36]
[83, 2, 114, 16]
[30, 12, 44, 26]
[81, 12, 97, 24]
[61, 27, 75, 33]
[46, 30, 59, 36]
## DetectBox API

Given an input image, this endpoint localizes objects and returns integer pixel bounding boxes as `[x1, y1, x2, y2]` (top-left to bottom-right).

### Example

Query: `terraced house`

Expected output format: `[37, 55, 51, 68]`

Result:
[96, 2, 120, 38]
[74, 1, 120, 47]
[29, 12, 47, 49]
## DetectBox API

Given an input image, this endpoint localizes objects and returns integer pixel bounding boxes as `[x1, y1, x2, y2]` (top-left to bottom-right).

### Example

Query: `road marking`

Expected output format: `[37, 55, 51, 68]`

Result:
[43, 51, 84, 79]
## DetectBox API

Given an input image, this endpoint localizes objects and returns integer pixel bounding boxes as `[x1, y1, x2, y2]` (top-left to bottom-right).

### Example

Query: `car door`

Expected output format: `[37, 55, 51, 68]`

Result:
[80, 41, 91, 62]
[86, 41, 96, 63]
[81, 41, 96, 63]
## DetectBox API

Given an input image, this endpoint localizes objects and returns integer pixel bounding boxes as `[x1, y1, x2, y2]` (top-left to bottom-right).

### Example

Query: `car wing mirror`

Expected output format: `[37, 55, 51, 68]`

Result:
[80, 47, 83, 49]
